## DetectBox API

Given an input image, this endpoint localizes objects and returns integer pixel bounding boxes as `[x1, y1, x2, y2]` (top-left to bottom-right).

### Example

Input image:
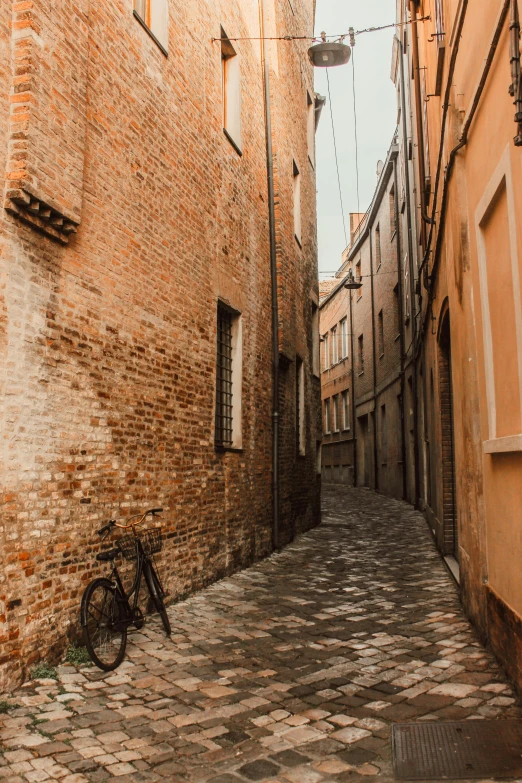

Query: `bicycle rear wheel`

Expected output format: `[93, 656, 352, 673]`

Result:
[81, 578, 127, 670]
[144, 562, 171, 636]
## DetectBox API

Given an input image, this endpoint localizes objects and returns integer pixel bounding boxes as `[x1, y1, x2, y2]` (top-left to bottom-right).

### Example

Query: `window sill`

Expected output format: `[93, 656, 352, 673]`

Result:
[483, 434, 522, 454]
[133, 11, 168, 57]
[379, 352, 384, 359]
[308, 154, 315, 170]
[215, 445, 244, 454]
[223, 128, 242, 156]
[390, 229, 397, 241]
[295, 234, 302, 249]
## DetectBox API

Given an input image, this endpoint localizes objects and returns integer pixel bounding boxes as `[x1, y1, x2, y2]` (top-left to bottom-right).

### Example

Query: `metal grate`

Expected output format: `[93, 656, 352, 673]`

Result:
[215, 303, 233, 448]
[393, 721, 522, 780]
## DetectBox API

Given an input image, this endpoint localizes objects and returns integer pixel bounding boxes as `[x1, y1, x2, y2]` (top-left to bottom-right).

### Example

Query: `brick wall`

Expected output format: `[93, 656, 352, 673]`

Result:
[0, 0, 320, 688]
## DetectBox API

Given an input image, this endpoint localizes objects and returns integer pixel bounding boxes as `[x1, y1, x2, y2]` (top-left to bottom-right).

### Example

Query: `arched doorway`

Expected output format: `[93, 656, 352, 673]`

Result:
[438, 306, 458, 560]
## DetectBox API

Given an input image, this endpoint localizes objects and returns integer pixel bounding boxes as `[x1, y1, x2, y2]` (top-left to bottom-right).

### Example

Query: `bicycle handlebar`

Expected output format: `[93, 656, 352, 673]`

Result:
[97, 509, 163, 537]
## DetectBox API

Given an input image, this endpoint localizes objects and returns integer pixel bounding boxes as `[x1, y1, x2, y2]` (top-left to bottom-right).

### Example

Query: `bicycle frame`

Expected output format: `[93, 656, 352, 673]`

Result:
[107, 538, 166, 631]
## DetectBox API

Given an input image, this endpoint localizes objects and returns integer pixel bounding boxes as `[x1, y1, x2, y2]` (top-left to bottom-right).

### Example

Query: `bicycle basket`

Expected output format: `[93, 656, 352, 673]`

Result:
[140, 528, 162, 557]
[117, 534, 139, 561]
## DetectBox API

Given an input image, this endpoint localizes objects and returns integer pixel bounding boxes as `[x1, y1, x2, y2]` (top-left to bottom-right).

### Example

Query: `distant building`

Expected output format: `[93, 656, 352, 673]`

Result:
[320, 141, 415, 500]
[0, 0, 321, 687]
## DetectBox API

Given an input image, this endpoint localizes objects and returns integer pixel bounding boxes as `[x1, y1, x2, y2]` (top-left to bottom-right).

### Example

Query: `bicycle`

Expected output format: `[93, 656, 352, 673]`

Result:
[80, 507, 171, 670]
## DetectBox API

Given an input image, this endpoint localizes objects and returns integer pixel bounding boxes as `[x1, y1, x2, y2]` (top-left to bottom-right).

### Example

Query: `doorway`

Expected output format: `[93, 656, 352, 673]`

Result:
[438, 308, 458, 560]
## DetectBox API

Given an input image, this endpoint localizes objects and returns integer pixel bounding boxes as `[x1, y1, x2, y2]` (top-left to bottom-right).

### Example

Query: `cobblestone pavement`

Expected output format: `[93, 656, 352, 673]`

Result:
[2, 486, 521, 783]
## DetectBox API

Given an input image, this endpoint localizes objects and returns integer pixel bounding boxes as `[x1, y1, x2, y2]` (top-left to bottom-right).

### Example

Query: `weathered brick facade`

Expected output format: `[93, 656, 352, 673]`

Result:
[0, 0, 320, 689]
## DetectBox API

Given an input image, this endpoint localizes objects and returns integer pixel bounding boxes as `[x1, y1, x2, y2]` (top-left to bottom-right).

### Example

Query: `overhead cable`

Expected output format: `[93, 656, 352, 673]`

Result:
[326, 69, 348, 247]
[211, 16, 431, 43]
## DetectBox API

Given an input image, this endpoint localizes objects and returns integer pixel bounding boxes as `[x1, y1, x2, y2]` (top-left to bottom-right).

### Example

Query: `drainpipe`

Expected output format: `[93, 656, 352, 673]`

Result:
[393, 156, 408, 501]
[510, 0, 522, 144]
[259, 0, 280, 550]
[349, 288, 357, 486]
[409, 1, 436, 236]
[369, 229, 379, 492]
[398, 32, 421, 507]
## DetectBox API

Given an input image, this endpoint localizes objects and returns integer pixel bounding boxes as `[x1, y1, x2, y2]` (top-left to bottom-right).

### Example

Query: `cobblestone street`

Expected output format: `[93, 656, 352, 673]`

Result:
[1, 486, 520, 783]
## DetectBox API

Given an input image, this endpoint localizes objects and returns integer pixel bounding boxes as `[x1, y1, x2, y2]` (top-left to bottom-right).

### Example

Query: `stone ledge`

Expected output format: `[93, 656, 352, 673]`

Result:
[5, 190, 78, 244]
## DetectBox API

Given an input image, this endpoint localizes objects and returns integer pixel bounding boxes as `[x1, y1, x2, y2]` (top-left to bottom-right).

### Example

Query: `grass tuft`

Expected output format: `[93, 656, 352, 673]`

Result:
[65, 644, 92, 667]
[30, 663, 58, 680]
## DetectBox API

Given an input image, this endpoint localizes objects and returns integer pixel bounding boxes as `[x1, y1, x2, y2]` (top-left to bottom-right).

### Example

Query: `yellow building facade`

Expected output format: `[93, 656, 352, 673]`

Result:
[395, 0, 522, 684]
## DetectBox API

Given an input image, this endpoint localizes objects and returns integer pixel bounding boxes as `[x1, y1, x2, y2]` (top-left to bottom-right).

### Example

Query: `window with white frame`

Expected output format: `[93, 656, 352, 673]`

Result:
[340, 317, 348, 359]
[324, 398, 331, 434]
[215, 301, 242, 449]
[333, 395, 340, 432]
[312, 303, 320, 376]
[293, 160, 301, 245]
[322, 332, 329, 371]
[134, 0, 169, 53]
[221, 30, 242, 153]
[331, 325, 338, 364]
[375, 224, 382, 269]
[342, 390, 350, 430]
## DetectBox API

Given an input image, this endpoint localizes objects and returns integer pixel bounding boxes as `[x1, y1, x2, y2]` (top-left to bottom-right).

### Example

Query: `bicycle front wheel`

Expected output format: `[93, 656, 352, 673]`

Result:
[144, 563, 171, 636]
[81, 578, 127, 670]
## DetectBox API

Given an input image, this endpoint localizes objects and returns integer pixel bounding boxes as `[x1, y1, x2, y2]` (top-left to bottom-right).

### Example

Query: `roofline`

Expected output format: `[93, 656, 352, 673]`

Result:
[347, 144, 398, 260]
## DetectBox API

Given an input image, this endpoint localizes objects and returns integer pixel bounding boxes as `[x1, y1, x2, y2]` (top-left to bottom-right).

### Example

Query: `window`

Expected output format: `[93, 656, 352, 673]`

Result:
[393, 284, 401, 338]
[375, 224, 382, 269]
[293, 160, 301, 245]
[134, 0, 168, 54]
[358, 334, 364, 374]
[324, 398, 331, 434]
[307, 92, 315, 166]
[333, 395, 340, 432]
[381, 405, 388, 464]
[215, 302, 242, 449]
[389, 185, 396, 235]
[331, 325, 338, 364]
[356, 260, 362, 297]
[296, 358, 305, 456]
[340, 317, 348, 359]
[312, 303, 320, 376]
[434, 0, 444, 41]
[221, 30, 242, 153]
[342, 390, 350, 430]
[378, 310, 384, 357]
[322, 332, 329, 371]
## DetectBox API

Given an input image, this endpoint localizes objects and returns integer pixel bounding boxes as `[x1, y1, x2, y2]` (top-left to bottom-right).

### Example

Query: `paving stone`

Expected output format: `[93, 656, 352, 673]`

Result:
[238, 759, 280, 780]
[2, 487, 521, 782]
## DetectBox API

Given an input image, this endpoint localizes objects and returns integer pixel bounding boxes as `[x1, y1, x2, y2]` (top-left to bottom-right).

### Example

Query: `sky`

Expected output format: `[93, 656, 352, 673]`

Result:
[314, 0, 398, 275]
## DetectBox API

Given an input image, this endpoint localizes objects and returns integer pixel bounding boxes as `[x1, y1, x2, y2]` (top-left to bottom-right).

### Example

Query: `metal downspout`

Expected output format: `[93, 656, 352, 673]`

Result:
[393, 157, 408, 501]
[349, 290, 358, 487]
[398, 33, 421, 507]
[259, 0, 280, 551]
[369, 228, 379, 492]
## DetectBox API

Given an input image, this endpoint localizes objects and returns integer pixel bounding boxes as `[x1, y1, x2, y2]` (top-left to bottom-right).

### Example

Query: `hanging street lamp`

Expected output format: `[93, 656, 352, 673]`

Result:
[308, 35, 351, 68]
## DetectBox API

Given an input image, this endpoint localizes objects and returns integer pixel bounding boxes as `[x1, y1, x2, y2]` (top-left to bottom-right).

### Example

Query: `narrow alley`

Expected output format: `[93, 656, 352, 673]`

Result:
[1, 487, 519, 783]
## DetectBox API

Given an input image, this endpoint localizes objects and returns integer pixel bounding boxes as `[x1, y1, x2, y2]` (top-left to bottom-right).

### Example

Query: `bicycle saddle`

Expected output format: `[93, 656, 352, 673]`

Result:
[96, 548, 120, 562]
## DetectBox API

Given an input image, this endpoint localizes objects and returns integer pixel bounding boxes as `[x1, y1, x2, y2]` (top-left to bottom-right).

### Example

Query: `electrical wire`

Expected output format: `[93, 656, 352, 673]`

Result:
[351, 48, 361, 216]
[210, 17, 431, 43]
[326, 69, 348, 247]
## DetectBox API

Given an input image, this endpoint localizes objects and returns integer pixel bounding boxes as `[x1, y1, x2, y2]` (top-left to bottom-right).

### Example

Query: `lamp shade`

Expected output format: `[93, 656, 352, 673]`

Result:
[308, 42, 351, 68]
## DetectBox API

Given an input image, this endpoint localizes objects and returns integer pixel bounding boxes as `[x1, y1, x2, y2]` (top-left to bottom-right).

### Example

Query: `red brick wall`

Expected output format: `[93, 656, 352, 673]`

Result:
[0, 0, 320, 688]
